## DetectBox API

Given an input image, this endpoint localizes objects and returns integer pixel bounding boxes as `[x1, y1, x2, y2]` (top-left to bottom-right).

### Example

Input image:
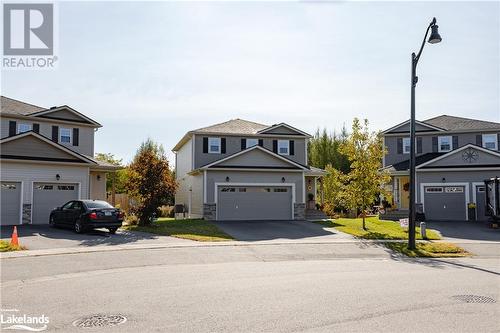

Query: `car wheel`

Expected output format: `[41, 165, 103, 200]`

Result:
[108, 228, 117, 234]
[49, 215, 56, 227]
[74, 220, 85, 234]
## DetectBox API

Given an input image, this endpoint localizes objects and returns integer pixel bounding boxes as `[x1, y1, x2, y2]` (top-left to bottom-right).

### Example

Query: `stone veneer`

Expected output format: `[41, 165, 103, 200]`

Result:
[294, 203, 306, 220]
[22, 204, 32, 224]
[203, 203, 216, 220]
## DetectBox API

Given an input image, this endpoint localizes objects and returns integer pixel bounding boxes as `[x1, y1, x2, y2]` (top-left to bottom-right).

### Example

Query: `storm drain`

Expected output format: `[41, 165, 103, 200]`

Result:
[452, 295, 496, 304]
[73, 314, 127, 328]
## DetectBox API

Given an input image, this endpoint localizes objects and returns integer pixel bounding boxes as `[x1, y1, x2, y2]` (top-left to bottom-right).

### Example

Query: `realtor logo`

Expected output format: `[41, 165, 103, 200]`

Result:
[3, 3, 53, 55]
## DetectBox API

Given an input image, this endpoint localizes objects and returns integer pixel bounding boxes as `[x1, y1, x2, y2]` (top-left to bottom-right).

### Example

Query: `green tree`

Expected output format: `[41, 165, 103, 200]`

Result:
[126, 139, 177, 226]
[94, 153, 129, 194]
[339, 118, 390, 230]
[322, 165, 347, 215]
[308, 127, 350, 173]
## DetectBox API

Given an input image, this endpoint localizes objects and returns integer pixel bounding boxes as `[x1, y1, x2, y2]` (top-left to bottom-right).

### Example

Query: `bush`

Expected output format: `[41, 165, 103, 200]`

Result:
[125, 214, 139, 226]
[158, 206, 175, 218]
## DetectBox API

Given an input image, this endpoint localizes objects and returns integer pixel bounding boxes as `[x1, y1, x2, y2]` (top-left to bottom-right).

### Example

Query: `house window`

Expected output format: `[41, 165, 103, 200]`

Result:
[425, 187, 443, 193]
[482, 134, 498, 150]
[60, 128, 72, 144]
[246, 138, 258, 148]
[278, 140, 289, 155]
[438, 136, 452, 152]
[445, 186, 463, 193]
[208, 137, 220, 153]
[17, 123, 31, 134]
[402, 137, 411, 154]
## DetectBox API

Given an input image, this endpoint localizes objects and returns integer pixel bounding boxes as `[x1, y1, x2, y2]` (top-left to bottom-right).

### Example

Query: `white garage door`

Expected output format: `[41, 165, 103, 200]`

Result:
[32, 183, 79, 224]
[1, 181, 22, 226]
[217, 186, 292, 221]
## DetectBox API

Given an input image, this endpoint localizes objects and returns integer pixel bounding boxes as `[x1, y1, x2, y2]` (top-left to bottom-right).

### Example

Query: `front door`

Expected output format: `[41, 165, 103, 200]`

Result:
[476, 185, 487, 221]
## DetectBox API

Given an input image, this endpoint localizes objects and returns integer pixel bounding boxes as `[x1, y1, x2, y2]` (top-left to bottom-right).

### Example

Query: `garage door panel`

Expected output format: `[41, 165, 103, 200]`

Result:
[218, 186, 292, 221]
[424, 185, 466, 221]
[32, 183, 79, 224]
[1, 181, 21, 225]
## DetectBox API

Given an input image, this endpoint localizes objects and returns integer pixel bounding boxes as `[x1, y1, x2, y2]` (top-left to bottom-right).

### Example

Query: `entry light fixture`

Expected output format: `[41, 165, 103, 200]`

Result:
[56, 174, 60, 181]
[225, 176, 230, 182]
[442, 177, 446, 183]
[97, 175, 101, 181]
[281, 177, 286, 183]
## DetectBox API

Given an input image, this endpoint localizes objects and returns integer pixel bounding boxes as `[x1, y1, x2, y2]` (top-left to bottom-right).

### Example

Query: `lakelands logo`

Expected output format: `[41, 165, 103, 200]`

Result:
[1, 309, 49, 331]
[2, 2, 58, 69]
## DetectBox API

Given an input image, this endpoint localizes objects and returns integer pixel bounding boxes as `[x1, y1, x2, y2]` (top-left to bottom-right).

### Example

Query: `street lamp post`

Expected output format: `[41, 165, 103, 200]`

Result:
[409, 18, 442, 250]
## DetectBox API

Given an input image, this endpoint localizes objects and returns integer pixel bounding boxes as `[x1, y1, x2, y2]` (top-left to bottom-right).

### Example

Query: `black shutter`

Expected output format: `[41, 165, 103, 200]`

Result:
[497, 133, 500, 151]
[290, 140, 295, 155]
[241, 138, 246, 150]
[258, 139, 263, 147]
[52, 126, 59, 142]
[397, 138, 403, 154]
[32, 123, 40, 133]
[273, 140, 278, 153]
[8, 121, 16, 136]
[202, 137, 208, 153]
[432, 136, 438, 152]
[221, 138, 226, 154]
[417, 137, 422, 154]
[73, 128, 79, 146]
[476, 134, 482, 147]
[452, 136, 458, 150]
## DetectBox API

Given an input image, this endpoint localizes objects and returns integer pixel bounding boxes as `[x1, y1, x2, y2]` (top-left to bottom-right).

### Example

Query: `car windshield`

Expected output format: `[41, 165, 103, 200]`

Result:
[85, 201, 113, 209]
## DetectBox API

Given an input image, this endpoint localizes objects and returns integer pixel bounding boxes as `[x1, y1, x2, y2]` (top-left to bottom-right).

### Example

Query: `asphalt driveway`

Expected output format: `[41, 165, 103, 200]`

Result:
[213, 220, 353, 242]
[0, 224, 190, 250]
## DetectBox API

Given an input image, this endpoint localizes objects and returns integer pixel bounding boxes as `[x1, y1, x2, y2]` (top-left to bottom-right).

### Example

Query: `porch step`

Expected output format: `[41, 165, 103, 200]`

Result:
[305, 209, 329, 221]
[380, 210, 408, 221]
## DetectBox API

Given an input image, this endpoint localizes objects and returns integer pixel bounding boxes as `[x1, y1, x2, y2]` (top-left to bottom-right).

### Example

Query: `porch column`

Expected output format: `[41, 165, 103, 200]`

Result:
[111, 171, 116, 206]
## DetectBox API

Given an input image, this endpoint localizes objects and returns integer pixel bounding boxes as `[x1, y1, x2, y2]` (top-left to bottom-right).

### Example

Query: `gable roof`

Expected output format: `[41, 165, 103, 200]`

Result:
[194, 119, 268, 135]
[387, 153, 446, 171]
[416, 144, 500, 169]
[382, 119, 445, 134]
[423, 115, 500, 131]
[1, 96, 101, 127]
[199, 145, 309, 171]
[257, 123, 311, 137]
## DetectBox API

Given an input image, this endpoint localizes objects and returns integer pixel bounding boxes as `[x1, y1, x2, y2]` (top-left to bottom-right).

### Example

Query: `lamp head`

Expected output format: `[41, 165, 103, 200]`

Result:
[428, 24, 442, 44]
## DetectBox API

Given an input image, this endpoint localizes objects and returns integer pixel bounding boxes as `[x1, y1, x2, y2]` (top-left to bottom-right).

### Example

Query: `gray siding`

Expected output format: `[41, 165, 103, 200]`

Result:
[194, 135, 306, 168]
[205, 170, 304, 204]
[217, 148, 298, 168]
[2, 135, 81, 161]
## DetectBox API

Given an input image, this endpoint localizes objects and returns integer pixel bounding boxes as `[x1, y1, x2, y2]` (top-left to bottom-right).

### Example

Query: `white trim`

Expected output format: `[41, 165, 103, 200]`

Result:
[302, 173, 306, 203]
[245, 138, 259, 148]
[417, 167, 500, 172]
[200, 145, 308, 170]
[214, 182, 296, 220]
[203, 170, 207, 204]
[482, 133, 498, 150]
[198, 167, 303, 173]
[59, 127, 72, 145]
[257, 123, 312, 137]
[416, 143, 500, 169]
[437, 135, 452, 153]
[402, 137, 411, 154]
[472, 182, 486, 221]
[277, 139, 290, 155]
[17, 123, 31, 134]
[382, 119, 445, 134]
[419, 182, 469, 220]
[208, 137, 221, 154]
[29, 106, 101, 127]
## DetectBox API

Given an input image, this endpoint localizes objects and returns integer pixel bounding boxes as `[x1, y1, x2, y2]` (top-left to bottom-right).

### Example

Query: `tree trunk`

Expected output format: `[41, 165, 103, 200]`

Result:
[362, 213, 366, 230]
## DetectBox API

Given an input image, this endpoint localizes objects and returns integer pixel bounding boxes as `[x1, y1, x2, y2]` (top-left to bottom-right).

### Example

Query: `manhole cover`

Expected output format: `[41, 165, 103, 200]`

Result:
[73, 314, 127, 328]
[452, 295, 496, 304]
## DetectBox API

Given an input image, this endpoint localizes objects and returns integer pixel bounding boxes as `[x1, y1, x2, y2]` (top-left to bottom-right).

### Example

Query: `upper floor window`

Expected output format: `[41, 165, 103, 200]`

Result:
[482, 134, 498, 150]
[60, 127, 72, 144]
[208, 137, 221, 154]
[438, 136, 452, 152]
[246, 138, 258, 148]
[402, 137, 411, 154]
[278, 140, 289, 155]
[17, 123, 31, 134]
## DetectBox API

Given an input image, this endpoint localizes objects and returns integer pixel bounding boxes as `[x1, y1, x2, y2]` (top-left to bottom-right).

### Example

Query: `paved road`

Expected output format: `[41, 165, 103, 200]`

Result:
[2, 243, 499, 332]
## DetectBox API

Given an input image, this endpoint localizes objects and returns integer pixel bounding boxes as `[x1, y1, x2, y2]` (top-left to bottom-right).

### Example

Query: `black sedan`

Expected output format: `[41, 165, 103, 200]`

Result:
[49, 200, 124, 234]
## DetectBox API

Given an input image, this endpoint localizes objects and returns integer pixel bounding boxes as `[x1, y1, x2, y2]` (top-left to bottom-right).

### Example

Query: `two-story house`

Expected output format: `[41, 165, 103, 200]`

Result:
[173, 119, 326, 221]
[0, 96, 119, 226]
[381, 115, 500, 222]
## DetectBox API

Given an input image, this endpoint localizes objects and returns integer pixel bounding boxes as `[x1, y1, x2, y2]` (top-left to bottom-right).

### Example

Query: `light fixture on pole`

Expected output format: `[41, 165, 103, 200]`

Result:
[409, 17, 442, 250]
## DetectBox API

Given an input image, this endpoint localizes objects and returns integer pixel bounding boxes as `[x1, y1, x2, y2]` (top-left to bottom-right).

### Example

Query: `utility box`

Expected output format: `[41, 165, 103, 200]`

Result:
[485, 177, 500, 222]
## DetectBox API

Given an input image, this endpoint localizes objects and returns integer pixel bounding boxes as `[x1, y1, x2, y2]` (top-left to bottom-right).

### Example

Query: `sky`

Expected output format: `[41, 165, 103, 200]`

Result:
[2, 1, 499, 164]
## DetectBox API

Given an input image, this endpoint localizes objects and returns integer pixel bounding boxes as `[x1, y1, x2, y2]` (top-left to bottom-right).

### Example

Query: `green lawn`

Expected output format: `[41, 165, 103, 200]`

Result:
[314, 216, 441, 240]
[123, 218, 233, 242]
[384, 242, 469, 257]
[0, 240, 26, 252]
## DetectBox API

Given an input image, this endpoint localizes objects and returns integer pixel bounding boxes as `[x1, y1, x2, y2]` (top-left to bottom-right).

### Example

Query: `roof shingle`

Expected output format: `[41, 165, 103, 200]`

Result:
[193, 119, 268, 135]
[0, 96, 46, 115]
[423, 115, 500, 131]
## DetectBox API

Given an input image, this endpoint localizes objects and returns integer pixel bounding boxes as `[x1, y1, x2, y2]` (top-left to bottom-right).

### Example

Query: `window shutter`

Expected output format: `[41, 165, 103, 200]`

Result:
[417, 137, 422, 154]
[8, 121, 16, 136]
[397, 138, 403, 154]
[73, 128, 79, 146]
[52, 126, 59, 142]
[221, 138, 226, 154]
[290, 140, 295, 155]
[241, 138, 246, 150]
[202, 137, 208, 153]
[497, 133, 500, 151]
[32, 123, 40, 133]
[452, 136, 458, 150]
[432, 136, 438, 152]
[273, 140, 278, 153]
[258, 139, 263, 147]
[476, 134, 482, 147]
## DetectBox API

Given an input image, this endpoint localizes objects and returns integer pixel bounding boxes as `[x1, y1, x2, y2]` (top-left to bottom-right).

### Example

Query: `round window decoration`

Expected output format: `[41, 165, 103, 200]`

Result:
[462, 148, 479, 163]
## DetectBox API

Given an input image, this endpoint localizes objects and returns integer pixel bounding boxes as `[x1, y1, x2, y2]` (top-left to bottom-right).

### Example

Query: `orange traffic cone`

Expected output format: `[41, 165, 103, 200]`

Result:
[10, 226, 19, 247]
